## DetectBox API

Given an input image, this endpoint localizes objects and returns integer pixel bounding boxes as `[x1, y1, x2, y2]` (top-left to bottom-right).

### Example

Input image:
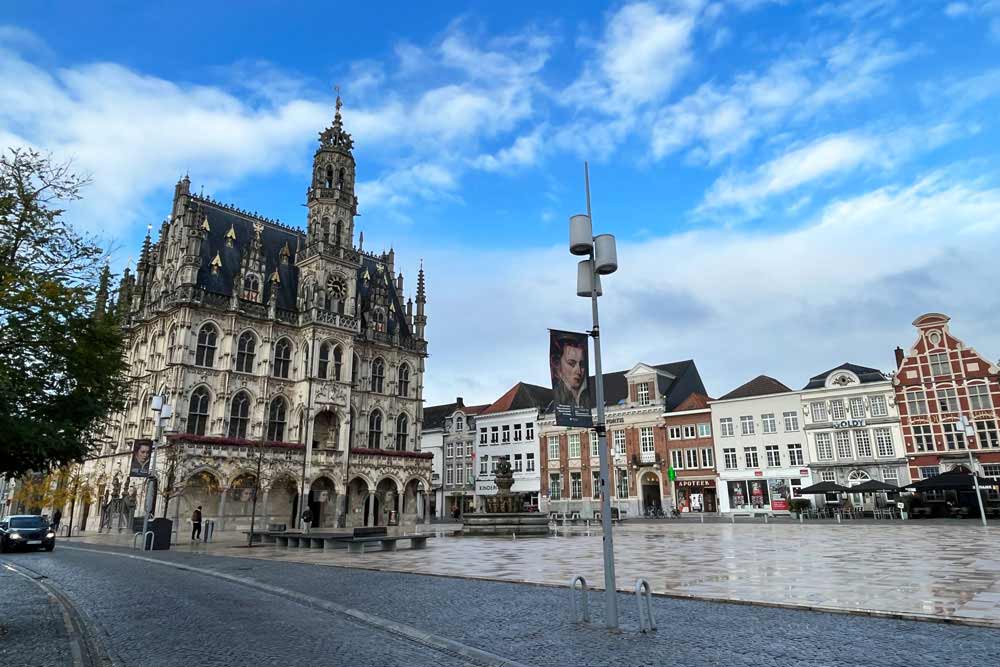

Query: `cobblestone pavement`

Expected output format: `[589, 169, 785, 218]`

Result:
[78, 519, 1000, 626]
[14, 542, 1000, 667]
[0, 562, 72, 667]
[0, 547, 485, 666]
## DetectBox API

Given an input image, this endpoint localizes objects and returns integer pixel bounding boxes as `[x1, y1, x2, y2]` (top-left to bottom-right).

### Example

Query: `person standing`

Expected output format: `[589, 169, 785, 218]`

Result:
[191, 505, 202, 541]
[51, 509, 63, 532]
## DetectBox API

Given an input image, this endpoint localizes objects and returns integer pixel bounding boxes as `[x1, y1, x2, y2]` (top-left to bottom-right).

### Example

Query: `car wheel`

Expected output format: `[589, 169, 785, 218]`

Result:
[45, 544, 55, 552]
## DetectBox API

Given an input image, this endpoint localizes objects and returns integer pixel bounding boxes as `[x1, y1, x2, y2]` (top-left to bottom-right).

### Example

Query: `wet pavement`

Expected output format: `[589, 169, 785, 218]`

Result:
[72, 519, 1000, 627]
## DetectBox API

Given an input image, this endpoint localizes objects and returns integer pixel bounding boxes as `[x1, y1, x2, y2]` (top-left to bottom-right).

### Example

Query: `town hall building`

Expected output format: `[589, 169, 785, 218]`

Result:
[73, 97, 433, 536]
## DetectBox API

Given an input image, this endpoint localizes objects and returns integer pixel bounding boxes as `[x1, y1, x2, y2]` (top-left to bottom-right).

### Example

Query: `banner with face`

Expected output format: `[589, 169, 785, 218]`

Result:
[549, 329, 593, 427]
[129, 439, 153, 478]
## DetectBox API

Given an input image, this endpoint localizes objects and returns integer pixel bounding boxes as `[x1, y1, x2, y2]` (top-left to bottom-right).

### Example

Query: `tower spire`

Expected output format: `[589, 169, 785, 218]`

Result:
[414, 259, 427, 340]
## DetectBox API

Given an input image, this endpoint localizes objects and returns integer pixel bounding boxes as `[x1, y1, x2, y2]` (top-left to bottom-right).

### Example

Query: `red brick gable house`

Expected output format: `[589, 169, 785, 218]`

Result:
[893, 313, 1000, 487]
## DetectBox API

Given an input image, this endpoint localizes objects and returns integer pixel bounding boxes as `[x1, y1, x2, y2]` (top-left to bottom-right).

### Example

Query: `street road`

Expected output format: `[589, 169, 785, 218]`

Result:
[3, 542, 1000, 666]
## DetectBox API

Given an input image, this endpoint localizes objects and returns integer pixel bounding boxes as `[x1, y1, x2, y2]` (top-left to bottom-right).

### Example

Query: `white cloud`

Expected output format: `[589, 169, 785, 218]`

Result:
[470, 128, 545, 172]
[651, 32, 911, 163]
[418, 171, 1000, 404]
[563, 2, 699, 113]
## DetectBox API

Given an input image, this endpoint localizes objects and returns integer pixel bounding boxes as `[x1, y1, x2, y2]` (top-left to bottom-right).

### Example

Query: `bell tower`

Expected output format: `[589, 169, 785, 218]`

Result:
[305, 93, 358, 257]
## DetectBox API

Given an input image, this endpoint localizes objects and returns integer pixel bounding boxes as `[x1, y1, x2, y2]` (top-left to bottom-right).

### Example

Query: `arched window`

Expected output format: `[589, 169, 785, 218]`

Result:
[335, 220, 343, 246]
[318, 343, 330, 379]
[196, 324, 218, 367]
[395, 413, 409, 451]
[368, 410, 383, 448]
[337, 167, 345, 188]
[187, 387, 210, 435]
[167, 326, 177, 364]
[273, 338, 291, 379]
[333, 346, 343, 380]
[267, 397, 287, 441]
[398, 364, 410, 397]
[321, 217, 330, 245]
[228, 391, 251, 439]
[324, 165, 334, 189]
[236, 332, 256, 373]
[371, 358, 385, 393]
[352, 353, 360, 386]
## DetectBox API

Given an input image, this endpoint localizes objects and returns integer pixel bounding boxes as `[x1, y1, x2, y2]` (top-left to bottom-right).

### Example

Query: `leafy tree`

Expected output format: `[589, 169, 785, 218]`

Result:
[0, 148, 127, 478]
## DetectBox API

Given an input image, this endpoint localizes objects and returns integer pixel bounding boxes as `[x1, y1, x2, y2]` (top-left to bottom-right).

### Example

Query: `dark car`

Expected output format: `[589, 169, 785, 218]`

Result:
[0, 515, 56, 552]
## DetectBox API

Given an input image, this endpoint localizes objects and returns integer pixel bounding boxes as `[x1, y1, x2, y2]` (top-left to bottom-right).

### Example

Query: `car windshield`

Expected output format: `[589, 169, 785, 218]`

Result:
[9, 517, 48, 529]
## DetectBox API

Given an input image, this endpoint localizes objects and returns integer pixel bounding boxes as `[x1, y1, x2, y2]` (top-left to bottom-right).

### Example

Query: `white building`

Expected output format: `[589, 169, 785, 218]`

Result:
[800, 363, 908, 509]
[420, 397, 487, 518]
[711, 375, 813, 513]
[473, 383, 552, 511]
[419, 416, 445, 518]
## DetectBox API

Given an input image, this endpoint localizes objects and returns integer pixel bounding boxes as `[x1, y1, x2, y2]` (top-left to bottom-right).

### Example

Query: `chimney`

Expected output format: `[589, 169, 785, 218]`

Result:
[894, 346, 905, 369]
[456, 397, 464, 408]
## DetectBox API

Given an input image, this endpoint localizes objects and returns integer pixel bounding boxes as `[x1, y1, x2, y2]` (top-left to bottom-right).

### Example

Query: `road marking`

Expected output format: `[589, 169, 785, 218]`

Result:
[62, 545, 531, 667]
[2, 560, 113, 667]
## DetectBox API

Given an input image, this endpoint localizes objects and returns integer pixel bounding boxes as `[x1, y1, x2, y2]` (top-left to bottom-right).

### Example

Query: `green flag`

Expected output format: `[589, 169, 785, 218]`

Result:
[668, 467, 676, 481]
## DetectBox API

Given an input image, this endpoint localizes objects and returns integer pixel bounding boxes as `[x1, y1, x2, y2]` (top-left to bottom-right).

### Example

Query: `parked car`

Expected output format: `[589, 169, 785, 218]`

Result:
[0, 515, 56, 552]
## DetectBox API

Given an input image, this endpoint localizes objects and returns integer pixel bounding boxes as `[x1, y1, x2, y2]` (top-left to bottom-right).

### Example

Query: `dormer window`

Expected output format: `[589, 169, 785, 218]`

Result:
[243, 275, 260, 301]
[637, 382, 650, 406]
[456, 415, 464, 431]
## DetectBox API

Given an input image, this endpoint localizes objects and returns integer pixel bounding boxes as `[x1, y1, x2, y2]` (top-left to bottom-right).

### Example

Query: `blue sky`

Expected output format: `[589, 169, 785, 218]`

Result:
[3, 1, 1000, 405]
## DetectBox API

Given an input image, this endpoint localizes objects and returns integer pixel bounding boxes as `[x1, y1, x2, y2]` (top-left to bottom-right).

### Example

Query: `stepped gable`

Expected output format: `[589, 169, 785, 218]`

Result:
[718, 375, 792, 401]
[802, 362, 889, 390]
[480, 382, 554, 415]
[193, 195, 303, 311]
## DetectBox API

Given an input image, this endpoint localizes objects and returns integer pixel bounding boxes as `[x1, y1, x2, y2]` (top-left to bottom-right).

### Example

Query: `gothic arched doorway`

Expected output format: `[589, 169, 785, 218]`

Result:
[640, 471, 662, 515]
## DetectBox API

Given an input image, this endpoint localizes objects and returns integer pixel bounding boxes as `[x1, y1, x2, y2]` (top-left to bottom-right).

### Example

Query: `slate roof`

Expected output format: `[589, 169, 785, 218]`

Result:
[191, 195, 413, 341]
[717, 375, 793, 401]
[596, 360, 706, 412]
[194, 197, 302, 311]
[480, 383, 554, 416]
[801, 363, 889, 390]
[422, 399, 491, 430]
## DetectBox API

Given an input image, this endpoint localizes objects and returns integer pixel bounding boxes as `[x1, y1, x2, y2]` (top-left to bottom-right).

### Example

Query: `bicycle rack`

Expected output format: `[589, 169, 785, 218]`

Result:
[132, 531, 155, 551]
[570, 576, 590, 623]
[635, 579, 657, 633]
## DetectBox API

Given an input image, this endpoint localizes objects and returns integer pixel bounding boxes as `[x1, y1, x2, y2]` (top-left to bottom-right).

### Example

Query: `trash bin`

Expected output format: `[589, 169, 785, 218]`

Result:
[203, 519, 216, 543]
[149, 518, 172, 550]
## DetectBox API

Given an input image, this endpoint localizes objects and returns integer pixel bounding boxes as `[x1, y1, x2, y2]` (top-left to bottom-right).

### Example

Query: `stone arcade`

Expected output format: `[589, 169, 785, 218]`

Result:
[74, 97, 432, 535]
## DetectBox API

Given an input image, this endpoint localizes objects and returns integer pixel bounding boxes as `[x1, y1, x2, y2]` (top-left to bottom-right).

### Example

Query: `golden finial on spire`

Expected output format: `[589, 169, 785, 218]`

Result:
[201, 215, 210, 232]
[210, 252, 222, 273]
[225, 223, 237, 246]
[270, 269, 281, 284]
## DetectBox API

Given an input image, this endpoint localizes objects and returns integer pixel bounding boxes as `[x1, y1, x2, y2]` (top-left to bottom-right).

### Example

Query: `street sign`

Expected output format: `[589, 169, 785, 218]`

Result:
[667, 467, 676, 481]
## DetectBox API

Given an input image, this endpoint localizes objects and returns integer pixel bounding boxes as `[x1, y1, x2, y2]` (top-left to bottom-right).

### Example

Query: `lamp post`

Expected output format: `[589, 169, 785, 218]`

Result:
[569, 161, 620, 629]
[959, 415, 987, 527]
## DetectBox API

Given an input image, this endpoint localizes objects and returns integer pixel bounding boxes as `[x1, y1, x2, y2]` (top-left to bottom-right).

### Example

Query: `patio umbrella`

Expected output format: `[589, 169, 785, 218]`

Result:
[798, 481, 851, 494]
[905, 469, 998, 492]
[850, 480, 899, 493]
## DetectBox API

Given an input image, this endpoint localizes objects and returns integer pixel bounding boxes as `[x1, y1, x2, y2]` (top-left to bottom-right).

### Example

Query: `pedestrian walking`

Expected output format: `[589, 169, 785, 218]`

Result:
[51, 509, 63, 531]
[192, 505, 202, 541]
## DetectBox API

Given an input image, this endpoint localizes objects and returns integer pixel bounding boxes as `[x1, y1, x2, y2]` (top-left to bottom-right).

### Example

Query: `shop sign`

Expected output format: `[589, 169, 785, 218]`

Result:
[833, 419, 866, 429]
[677, 480, 715, 488]
[799, 469, 809, 476]
[606, 415, 625, 425]
[754, 470, 763, 477]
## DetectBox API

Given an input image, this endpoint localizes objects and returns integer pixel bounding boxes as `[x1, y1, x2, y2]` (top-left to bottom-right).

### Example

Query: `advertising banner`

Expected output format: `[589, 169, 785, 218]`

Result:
[129, 439, 153, 478]
[728, 480, 749, 510]
[748, 479, 770, 509]
[549, 329, 593, 427]
[768, 479, 789, 511]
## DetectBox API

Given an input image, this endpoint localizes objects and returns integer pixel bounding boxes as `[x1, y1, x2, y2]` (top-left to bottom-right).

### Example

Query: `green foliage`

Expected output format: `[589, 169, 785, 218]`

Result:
[0, 148, 127, 478]
[788, 498, 812, 513]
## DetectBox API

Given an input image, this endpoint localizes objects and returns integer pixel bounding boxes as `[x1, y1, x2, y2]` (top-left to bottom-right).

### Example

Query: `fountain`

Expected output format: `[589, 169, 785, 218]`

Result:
[462, 459, 550, 536]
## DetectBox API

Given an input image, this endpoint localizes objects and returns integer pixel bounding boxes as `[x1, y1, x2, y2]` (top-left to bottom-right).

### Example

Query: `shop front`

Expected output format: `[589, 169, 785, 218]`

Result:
[675, 478, 717, 513]
[724, 474, 805, 512]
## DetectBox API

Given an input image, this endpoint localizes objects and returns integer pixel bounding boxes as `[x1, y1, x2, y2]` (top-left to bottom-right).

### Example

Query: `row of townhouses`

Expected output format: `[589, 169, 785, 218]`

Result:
[421, 313, 1000, 516]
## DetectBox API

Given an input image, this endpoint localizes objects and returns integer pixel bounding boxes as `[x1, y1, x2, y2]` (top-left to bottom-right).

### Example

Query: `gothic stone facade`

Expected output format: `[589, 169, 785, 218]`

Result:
[76, 99, 432, 534]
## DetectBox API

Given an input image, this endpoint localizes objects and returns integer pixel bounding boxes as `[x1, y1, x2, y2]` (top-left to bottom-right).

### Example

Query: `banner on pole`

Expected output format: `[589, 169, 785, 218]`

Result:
[129, 439, 153, 478]
[549, 329, 594, 427]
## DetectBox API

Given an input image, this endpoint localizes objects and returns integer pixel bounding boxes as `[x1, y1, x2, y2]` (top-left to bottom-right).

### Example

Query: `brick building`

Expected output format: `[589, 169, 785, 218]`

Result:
[539, 360, 709, 517]
[894, 313, 1000, 501]
[663, 393, 718, 513]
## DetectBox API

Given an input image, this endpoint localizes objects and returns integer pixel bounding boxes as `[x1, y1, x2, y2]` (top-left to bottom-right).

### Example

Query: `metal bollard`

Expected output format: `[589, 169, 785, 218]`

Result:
[700, 513, 704, 524]
[203, 519, 216, 543]
[799, 513, 803, 524]
[836, 513, 842, 524]
[570, 576, 590, 623]
[730, 513, 736, 524]
[635, 579, 657, 632]
[763, 514, 769, 524]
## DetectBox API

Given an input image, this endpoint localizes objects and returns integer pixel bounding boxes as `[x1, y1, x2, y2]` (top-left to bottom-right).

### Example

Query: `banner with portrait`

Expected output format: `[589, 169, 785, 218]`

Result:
[549, 329, 593, 427]
[129, 439, 154, 478]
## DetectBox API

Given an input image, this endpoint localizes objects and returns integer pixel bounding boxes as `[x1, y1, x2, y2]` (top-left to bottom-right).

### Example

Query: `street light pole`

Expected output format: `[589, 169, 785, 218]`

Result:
[570, 162, 620, 630]
[960, 415, 987, 527]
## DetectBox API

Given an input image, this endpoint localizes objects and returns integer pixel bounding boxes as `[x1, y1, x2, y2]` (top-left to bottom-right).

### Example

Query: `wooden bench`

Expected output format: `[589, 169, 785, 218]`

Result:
[335, 534, 429, 554]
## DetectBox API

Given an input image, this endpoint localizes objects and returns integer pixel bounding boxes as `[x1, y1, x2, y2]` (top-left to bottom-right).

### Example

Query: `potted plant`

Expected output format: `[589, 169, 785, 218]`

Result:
[788, 498, 811, 519]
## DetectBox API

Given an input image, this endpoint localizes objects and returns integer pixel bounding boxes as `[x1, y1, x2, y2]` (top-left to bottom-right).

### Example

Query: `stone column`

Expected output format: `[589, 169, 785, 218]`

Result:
[423, 492, 431, 525]
[217, 489, 228, 531]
